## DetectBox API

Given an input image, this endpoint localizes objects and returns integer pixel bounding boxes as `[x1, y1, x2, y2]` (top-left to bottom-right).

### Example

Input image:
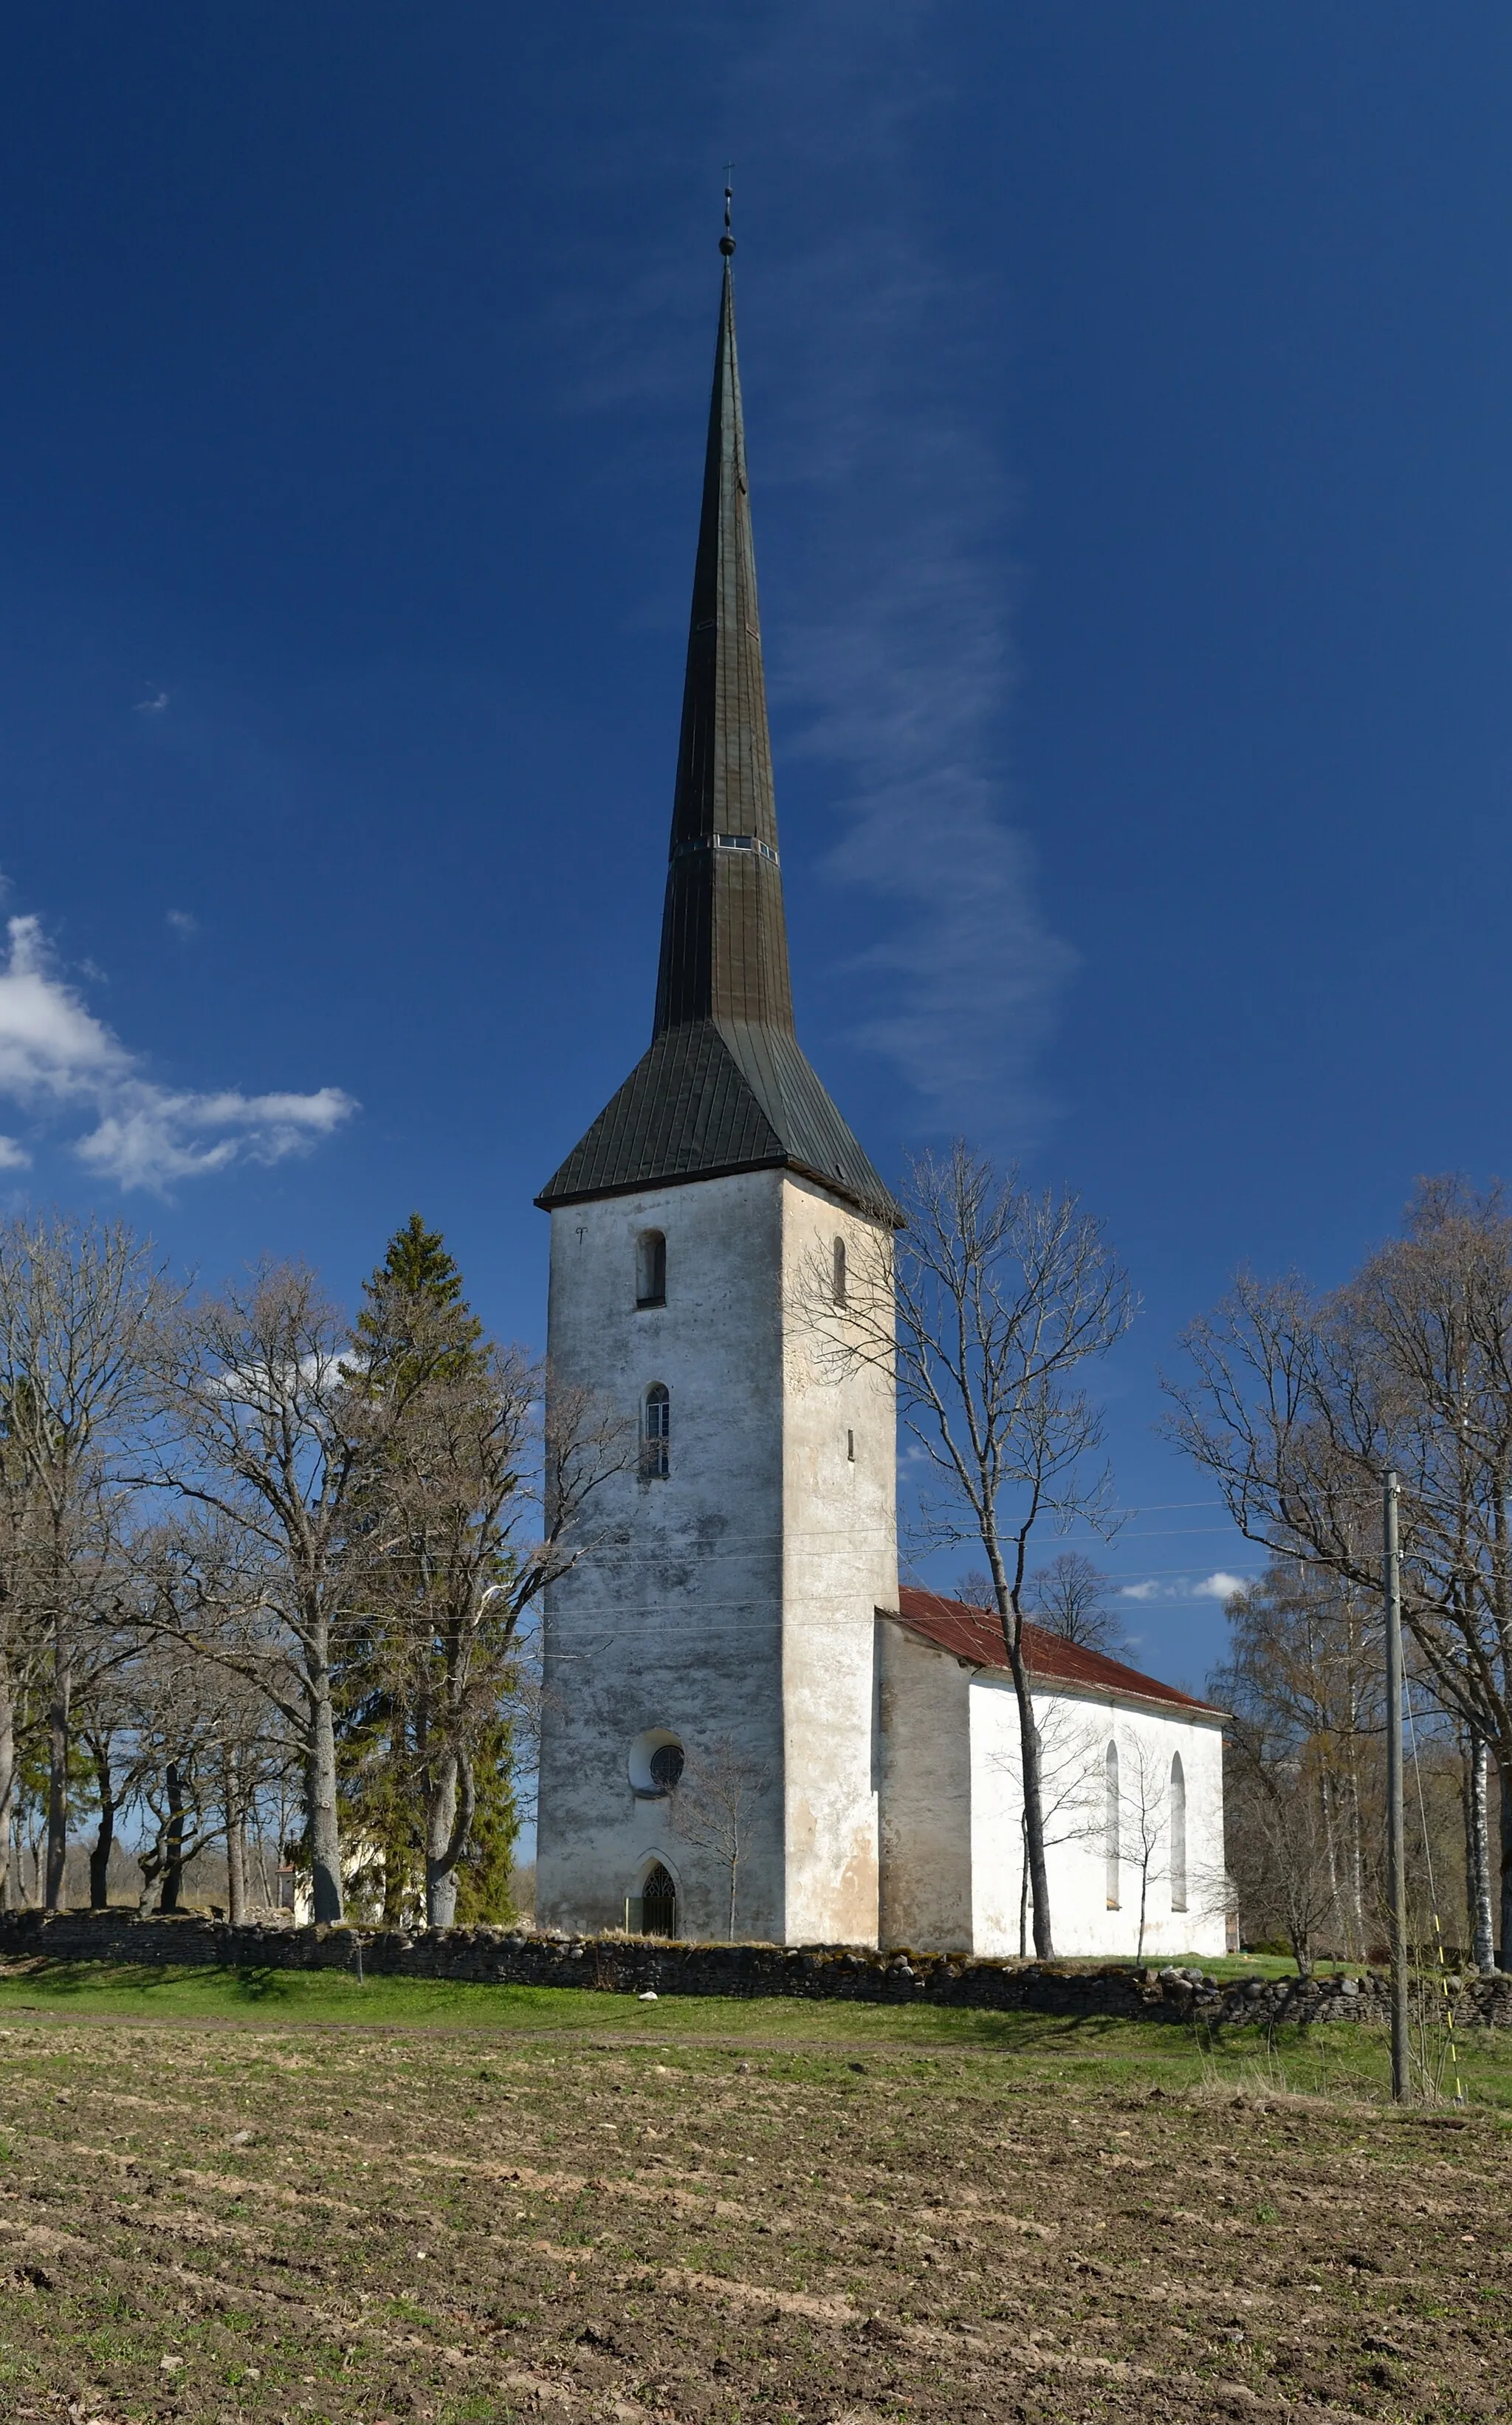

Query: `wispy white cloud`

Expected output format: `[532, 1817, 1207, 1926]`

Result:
[770, 246, 1073, 1127]
[557, 2, 1073, 1136]
[1121, 1569, 1254, 1606]
[0, 913, 355, 1193]
[745, 10, 1074, 1131]
[165, 908, 198, 939]
[134, 690, 169, 716]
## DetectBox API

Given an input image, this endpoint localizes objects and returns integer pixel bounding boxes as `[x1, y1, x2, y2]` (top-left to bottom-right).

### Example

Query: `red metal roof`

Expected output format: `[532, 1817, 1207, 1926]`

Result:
[890, 1588, 1225, 1716]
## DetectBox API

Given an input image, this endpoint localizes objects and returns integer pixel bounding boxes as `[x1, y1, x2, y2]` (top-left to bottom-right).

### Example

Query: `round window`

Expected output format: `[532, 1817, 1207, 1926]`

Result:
[628, 1727, 684, 1798]
[649, 1741, 684, 1792]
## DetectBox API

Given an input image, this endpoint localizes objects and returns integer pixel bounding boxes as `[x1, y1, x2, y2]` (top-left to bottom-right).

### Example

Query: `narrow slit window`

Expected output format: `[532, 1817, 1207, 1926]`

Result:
[636, 1230, 667, 1307]
[1104, 1740, 1121, 1910]
[1169, 1752, 1187, 1913]
[847, 1427, 856, 1462]
[642, 1383, 670, 1478]
[832, 1236, 848, 1304]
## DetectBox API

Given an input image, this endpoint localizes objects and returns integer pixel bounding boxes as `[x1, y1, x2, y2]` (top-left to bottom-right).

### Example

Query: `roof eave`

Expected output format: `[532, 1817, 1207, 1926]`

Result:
[878, 1604, 1226, 1721]
[537, 1148, 898, 1223]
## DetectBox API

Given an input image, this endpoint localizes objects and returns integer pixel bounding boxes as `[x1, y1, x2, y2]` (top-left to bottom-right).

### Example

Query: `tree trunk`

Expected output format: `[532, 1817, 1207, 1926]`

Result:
[425, 1749, 476, 1930]
[159, 1763, 186, 1913]
[425, 1751, 458, 1929]
[987, 1537, 1055, 1958]
[306, 1650, 343, 1925]
[1499, 1757, 1512, 1975]
[1018, 1812, 1030, 1959]
[44, 1603, 69, 1911]
[1341, 1743, 1366, 1962]
[1465, 1735, 1496, 1975]
[1319, 1768, 1341, 1944]
[381, 1817, 408, 1927]
[224, 1746, 247, 1928]
[1007, 1650, 1054, 1957]
[0, 1650, 14, 1910]
[88, 1740, 115, 1910]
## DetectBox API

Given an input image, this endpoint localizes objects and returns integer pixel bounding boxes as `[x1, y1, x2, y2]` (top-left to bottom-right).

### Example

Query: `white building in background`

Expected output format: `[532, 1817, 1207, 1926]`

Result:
[879, 1591, 1228, 1960]
[532, 231, 1225, 1961]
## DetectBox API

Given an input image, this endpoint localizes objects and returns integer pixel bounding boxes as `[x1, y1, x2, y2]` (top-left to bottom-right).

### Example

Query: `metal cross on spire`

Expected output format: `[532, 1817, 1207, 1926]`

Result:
[721, 165, 735, 256]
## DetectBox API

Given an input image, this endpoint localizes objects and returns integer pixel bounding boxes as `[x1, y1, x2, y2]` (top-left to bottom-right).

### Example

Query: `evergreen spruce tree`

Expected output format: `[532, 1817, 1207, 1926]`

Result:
[338, 1215, 524, 1928]
[451, 1714, 520, 1924]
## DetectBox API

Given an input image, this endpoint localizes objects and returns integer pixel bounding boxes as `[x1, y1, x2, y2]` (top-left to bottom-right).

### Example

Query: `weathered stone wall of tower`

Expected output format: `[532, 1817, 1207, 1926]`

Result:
[535, 1166, 896, 1948]
[536, 1170, 789, 1942]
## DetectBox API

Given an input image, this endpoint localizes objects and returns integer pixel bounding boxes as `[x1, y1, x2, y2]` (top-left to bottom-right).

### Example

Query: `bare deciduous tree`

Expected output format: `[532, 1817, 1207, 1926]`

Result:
[667, 1734, 769, 1938]
[1025, 1551, 1125, 1655]
[1211, 1563, 1381, 1961]
[350, 1337, 631, 1925]
[1118, 1737, 1170, 1963]
[989, 1694, 1104, 1955]
[0, 1213, 176, 1908]
[148, 1263, 406, 1923]
[1465, 1730, 1496, 1975]
[1167, 1179, 1512, 1961]
[809, 1145, 1133, 1957]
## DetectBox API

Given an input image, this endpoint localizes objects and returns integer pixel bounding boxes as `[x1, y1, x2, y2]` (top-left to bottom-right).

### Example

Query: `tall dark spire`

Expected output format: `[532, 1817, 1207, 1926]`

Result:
[537, 228, 894, 1224]
[653, 248, 793, 1033]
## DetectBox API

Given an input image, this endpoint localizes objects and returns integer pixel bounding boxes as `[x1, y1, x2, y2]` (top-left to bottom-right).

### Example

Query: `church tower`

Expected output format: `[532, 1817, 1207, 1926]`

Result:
[534, 220, 898, 1946]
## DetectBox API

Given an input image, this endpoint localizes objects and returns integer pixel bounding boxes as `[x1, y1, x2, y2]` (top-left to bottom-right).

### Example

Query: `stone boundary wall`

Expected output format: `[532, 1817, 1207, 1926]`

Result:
[1, 1910, 1509, 2028]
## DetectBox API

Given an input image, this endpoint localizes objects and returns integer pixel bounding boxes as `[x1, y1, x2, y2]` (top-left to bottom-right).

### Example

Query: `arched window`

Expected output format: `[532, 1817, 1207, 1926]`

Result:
[1104, 1740, 1121, 1910]
[642, 1383, 670, 1478]
[832, 1236, 848, 1304]
[641, 1862, 678, 1938]
[1169, 1751, 1188, 1913]
[636, 1230, 667, 1307]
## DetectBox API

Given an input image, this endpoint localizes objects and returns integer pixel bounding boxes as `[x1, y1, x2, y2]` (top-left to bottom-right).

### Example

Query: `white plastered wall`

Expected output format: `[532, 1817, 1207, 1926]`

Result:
[778, 1173, 896, 1945]
[968, 1673, 1227, 1959]
[876, 1618, 974, 1950]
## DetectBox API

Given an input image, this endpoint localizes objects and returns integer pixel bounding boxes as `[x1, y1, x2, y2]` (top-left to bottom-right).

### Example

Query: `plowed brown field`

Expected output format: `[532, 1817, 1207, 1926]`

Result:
[0, 2002, 1507, 2424]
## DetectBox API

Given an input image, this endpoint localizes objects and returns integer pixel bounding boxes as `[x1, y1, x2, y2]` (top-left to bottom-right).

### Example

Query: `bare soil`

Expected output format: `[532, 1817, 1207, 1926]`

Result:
[0, 2009, 1507, 2423]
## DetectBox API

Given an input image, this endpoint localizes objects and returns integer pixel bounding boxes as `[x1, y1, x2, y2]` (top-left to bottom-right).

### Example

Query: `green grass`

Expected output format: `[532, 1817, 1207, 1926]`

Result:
[3, 1955, 1511, 2110]
[0, 1954, 1278, 2037]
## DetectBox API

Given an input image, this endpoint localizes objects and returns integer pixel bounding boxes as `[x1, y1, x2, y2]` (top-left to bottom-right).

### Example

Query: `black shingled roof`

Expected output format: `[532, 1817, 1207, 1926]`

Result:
[537, 1017, 896, 1218]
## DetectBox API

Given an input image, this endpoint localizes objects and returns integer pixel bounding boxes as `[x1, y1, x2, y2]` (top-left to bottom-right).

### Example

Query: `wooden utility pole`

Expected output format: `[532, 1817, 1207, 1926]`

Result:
[1384, 1471, 1410, 2102]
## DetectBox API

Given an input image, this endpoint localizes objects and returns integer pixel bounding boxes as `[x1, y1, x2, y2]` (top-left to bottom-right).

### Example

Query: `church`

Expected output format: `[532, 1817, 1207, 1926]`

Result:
[534, 228, 1226, 1963]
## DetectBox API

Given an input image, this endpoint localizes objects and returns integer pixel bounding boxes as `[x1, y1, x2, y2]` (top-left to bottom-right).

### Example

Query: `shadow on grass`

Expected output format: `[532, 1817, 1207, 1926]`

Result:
[6, 1958, 298, 2003]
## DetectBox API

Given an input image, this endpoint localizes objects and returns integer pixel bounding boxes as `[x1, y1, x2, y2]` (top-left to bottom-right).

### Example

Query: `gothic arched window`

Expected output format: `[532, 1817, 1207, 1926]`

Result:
[832, 1236, 848, 1304]
[1104, 1740, 1121, 1910]
[643, 1383, 670, 1478]
[640, 1862, 678, 1938]
[636, 1230, 667, 1307]
[1169, 1751, 1188, 1913]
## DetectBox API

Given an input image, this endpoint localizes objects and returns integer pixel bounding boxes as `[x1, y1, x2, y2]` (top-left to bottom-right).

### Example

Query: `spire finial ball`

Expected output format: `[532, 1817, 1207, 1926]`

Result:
[719, 233, 736, 255]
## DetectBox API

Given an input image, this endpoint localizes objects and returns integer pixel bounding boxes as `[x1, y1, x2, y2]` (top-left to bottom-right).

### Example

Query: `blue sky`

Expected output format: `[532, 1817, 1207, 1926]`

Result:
[2, 5, 1511, 1692]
